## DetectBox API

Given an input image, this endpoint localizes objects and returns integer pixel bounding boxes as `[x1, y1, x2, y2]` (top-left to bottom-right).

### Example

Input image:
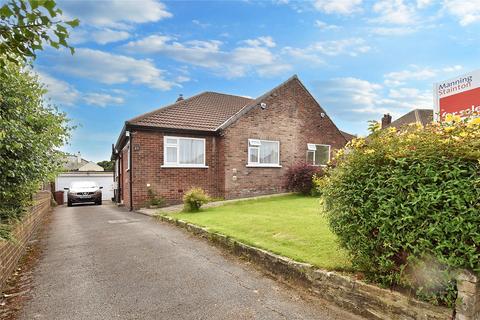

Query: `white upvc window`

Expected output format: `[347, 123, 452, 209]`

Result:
[162, 136, 207, 168]
[247, 139, 280, 167]
[306, 143, 330, 166]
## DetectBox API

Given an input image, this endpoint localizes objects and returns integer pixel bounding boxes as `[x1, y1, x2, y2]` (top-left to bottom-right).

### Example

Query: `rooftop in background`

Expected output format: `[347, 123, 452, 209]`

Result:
[382, 109, 434, 130]
[63, 152, 104, 172]
[340, 131, 356, 141]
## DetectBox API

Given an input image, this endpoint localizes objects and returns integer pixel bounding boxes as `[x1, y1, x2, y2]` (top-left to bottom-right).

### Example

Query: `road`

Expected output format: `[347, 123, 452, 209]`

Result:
[19, 203, 361, 320]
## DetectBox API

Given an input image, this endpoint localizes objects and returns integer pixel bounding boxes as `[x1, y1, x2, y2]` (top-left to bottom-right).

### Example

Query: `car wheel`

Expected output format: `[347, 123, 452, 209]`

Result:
[96, 200, 102, 205]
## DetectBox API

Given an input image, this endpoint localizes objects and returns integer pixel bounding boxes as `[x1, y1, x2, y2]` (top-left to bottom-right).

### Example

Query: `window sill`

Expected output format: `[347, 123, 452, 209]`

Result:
[161, 165, 209, 169]
[246, 164, 282, 168]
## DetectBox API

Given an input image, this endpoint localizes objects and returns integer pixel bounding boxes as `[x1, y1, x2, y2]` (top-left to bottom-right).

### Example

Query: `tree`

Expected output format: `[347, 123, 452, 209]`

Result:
[97, 160, 114, 172]
[0, 62, 72, 239]
[0, 0, 79, 67]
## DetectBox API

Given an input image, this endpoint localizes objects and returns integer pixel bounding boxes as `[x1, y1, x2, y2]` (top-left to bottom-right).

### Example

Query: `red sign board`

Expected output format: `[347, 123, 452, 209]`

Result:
[434, 70, 480, 121]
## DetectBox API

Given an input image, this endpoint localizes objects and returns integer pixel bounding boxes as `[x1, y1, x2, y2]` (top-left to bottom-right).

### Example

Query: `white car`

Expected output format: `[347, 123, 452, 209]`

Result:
[65, 181, 103, 207]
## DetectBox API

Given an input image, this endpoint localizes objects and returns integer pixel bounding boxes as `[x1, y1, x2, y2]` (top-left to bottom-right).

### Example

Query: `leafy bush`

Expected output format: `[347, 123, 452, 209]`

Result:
[321, 116, 480, 306]
[0, 62, 71, 240]
[146, 188, 165, 208]
[284, 162, 323, 195]
[183, 187, 211, 212]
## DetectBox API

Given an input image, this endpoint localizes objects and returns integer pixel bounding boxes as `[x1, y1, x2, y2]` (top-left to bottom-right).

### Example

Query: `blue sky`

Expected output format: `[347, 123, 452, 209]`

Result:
[33, 0, 480, 162]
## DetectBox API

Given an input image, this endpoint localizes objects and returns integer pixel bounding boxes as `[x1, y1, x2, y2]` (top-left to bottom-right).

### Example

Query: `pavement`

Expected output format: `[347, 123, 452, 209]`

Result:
[18, 203, 362, 320]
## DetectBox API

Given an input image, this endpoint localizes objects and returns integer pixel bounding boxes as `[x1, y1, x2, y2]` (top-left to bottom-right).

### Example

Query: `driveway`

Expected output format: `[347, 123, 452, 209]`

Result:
[19, 203, 361, 320]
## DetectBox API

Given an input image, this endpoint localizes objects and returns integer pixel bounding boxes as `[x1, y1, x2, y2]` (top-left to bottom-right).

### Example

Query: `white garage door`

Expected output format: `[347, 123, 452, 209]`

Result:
[55, 172, 114, 201]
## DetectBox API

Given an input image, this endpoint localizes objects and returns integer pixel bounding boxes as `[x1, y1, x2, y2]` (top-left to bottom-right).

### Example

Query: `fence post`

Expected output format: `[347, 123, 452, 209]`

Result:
[456, 270, 480, 320]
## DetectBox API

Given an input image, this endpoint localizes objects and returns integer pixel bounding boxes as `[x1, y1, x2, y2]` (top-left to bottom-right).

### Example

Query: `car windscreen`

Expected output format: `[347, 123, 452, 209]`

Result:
[70, 181, 98, 189]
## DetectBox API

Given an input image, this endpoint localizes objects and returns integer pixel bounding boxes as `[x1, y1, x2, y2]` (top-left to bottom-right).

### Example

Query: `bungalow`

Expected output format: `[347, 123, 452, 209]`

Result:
[112, 75, 350, 210]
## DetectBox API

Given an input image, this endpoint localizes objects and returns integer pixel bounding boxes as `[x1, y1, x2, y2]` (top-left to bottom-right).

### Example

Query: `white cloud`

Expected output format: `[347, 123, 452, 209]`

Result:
[83, 93, 125, 107]
[370, 26, 416, 35]
[313, 0, 363, 14]
[60, 0, 172, 29]
[242, 36, 276, 48]
[314, 77, 432, 123]
[37, 71, 126, 107]
[257, 64, 293, 77]
[416, 0, 432, 8]
[283, 38, 370, 63]
[372, 0, 417, 25]
[443, 0, 480, 26]
[124, 35, 290, 78]
[53, 48, 176, 90]
[314, 20, 340, 30]
[37, 71, 79, 106]
[91, 29, 131, 44]
[384, 65, 463, 86]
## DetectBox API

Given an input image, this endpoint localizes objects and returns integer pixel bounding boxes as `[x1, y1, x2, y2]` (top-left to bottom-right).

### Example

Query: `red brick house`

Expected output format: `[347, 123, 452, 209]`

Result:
[112, 75, 349, 210]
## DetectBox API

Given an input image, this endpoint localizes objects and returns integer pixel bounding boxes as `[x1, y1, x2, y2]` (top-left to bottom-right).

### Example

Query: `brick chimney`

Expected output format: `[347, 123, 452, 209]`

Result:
[176, 94, 184, 102]
[381, 114, 392, 128]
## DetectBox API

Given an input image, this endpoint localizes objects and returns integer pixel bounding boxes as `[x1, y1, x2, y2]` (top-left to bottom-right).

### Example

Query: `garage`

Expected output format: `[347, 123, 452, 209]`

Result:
[55, 172, 114, 202]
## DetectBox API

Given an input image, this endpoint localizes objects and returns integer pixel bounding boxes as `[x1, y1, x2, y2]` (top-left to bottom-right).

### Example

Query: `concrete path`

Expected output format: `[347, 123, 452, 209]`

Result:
[137, 193, 293, 216]
[19, 203, 362, 320]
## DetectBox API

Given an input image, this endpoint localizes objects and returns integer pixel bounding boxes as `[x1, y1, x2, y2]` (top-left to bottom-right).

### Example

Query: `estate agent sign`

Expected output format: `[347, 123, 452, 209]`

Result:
[434, 69, 480, 121]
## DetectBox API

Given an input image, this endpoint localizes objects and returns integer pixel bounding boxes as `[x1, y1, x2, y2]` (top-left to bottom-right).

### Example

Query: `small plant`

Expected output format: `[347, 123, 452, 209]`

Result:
[146, 187, 165, 208]
[284, 162, 323, 195]
[183, 187, 211, 212]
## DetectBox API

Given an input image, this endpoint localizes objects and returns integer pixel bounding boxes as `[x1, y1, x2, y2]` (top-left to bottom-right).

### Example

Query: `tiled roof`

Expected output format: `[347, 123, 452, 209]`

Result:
[340, 130, 356, 141]
[128, 92, 254, 131]
[385, 109, 433, 129]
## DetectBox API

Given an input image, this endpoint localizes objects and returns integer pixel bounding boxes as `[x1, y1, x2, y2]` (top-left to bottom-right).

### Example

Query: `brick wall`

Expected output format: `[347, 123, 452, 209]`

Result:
[128, 131, 223, 208]
[0, 191, 51, 292]
[221, 77, 347, 199]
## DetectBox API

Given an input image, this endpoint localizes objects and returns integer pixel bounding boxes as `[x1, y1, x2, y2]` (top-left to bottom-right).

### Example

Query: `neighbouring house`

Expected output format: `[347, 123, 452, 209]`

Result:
[112, 75, 351, 210]
[55, 152, 114, 202]
[380, 109, 434, 129]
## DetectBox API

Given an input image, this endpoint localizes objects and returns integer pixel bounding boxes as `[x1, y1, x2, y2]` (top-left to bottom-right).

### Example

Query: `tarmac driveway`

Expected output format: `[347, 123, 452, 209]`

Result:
[19, 203, 361, 320]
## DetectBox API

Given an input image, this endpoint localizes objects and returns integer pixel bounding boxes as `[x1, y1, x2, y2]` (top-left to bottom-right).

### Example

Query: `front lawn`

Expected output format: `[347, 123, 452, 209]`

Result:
[165, 194, 351, 271]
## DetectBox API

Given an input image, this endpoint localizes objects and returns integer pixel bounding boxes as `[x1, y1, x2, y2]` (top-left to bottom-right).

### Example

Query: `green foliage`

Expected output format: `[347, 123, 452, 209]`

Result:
[321, 118, 480, 306]
[97, 160, 114, 171]
[168, 195, 351, 270]
[0, 0, 79, 67]
[182, 187, 211, 212]
[284, 162, 323, 195]
[146, 187, 165, 207]
[0, 62, 72, 240]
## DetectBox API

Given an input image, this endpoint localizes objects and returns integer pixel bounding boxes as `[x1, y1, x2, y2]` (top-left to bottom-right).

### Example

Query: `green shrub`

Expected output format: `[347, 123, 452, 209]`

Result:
[284, 162, 323, 195]
[0, 62, 71, 240]
[321, 117, 480, 306]
[183, 187, 211, 212]
[146, 187, 165, 207]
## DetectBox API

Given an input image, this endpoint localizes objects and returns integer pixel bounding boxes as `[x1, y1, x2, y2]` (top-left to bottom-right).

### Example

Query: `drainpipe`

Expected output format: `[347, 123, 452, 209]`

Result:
[126, 130, 133, 211]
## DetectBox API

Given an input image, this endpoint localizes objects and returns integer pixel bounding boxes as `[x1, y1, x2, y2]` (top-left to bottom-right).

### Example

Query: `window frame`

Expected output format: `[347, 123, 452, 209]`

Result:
[162, 136, 208, 168]
[306, 143, 331, 167]
[247, 139, 281, 168]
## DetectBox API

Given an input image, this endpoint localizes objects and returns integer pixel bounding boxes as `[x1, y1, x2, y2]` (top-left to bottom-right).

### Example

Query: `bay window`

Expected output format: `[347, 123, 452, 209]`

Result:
[163, 136, 206, 167]
[306, 143, 330, 166]
[247, 139, 280, 167]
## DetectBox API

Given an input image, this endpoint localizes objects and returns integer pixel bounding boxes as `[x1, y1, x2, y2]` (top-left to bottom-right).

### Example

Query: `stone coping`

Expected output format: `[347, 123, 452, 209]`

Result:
[157, 214, 453, 320]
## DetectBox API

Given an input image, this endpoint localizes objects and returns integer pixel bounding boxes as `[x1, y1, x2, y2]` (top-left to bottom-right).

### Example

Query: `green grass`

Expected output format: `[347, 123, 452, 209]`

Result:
[165, 194, 351, 271]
